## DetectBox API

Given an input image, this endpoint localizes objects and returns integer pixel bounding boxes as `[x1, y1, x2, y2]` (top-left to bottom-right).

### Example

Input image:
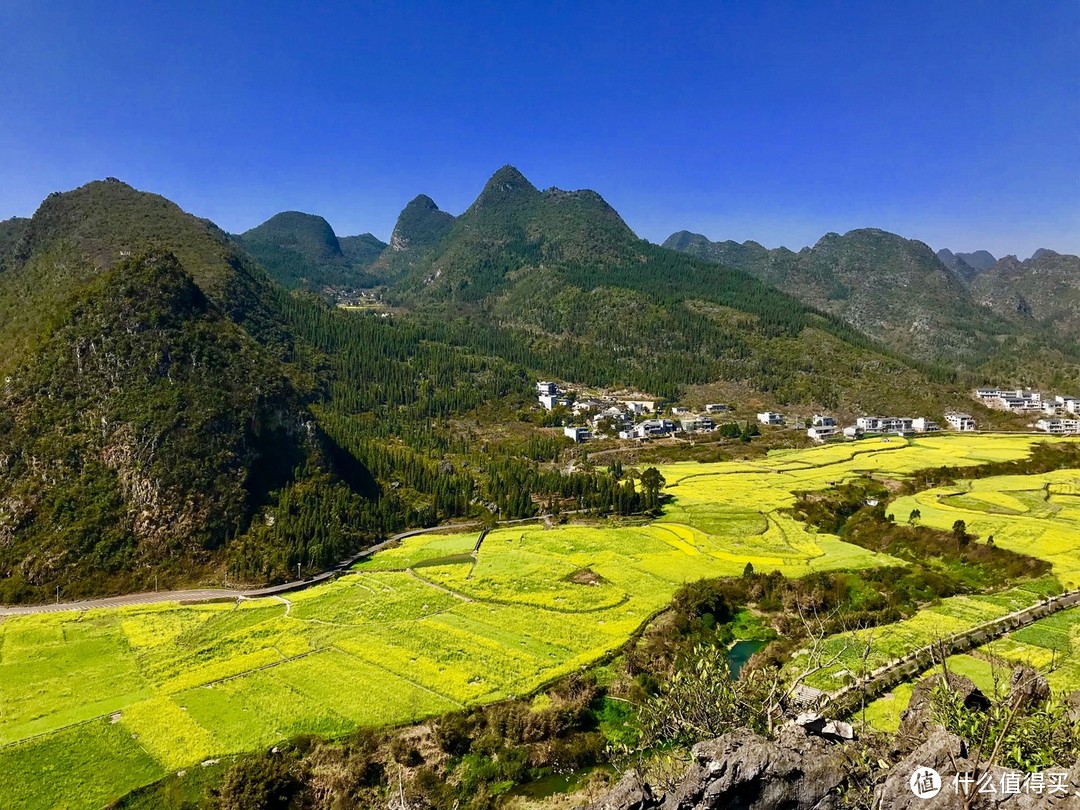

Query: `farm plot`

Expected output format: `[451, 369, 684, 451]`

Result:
[1, 433, 1076, 810]
[861, 610, 1080, 732]
[891, 467, 1080, 585]
[803, 578, 1067, 691]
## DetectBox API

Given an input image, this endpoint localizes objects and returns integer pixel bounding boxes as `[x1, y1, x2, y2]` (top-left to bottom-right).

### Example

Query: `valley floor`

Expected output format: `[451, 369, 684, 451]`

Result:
[1, 434, 1078, 809]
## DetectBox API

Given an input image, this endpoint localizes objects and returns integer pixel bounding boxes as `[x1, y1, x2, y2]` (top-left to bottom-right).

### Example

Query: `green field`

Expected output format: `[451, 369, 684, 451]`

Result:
[2, 433, 1078, 809]
[862, 606, 1080, 732]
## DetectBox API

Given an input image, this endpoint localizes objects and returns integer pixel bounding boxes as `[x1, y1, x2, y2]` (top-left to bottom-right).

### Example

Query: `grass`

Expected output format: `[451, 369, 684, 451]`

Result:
[2, 433, 1078, 809]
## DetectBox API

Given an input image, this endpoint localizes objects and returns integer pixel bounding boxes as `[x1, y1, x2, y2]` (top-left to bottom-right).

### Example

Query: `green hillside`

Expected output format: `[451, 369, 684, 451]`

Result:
[365, 193, 456, 283]
[235, 211, 386, 291]
[380, 167, 960, 406]
[970, 250, 1080, 341]
[0, 183, 384, 601]
[664, 228, 1021, 364]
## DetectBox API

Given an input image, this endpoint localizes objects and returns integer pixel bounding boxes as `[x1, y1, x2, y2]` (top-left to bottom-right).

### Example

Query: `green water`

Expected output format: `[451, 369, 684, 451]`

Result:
[727, 639, 766, 679]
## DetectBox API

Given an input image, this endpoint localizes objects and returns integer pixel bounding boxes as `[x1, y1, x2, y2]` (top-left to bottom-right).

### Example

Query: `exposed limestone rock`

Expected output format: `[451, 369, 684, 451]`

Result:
[1007, 665, 1049, 710]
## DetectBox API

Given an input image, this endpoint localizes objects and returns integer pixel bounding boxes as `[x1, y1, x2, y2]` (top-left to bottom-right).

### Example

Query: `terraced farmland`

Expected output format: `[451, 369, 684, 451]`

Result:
[2, 433, 1078, 809]
[861, 606, 1080, 731]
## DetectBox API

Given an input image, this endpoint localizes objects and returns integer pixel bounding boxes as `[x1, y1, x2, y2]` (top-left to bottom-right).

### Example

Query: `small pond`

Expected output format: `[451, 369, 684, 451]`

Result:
[727, 639, 766, 679]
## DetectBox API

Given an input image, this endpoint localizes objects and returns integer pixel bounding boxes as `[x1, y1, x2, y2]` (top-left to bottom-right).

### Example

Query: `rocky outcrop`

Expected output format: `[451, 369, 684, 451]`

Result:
[898, 673, 989, 744]
[1007, 666, 1049, 710]
[875, 728, 1080, 809]
[586, 727, 850, 810]
[586, 672, 1078, 810]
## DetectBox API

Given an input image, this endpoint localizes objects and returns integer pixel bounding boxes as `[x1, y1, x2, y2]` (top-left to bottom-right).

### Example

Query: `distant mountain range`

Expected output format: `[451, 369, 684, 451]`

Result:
[0, 166, 1076, 598]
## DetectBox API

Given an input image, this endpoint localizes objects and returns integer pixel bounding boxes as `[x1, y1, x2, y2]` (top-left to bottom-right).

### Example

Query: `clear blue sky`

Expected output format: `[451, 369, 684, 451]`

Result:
[1, 1, 1077, 258]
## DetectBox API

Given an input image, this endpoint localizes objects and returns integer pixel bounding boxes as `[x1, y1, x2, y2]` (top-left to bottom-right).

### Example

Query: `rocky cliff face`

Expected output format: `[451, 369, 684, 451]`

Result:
[586, 671, 1080, 810]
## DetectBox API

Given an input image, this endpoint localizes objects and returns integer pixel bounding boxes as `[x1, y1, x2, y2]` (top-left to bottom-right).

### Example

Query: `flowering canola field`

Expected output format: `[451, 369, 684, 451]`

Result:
[1, 433, 1076, 809]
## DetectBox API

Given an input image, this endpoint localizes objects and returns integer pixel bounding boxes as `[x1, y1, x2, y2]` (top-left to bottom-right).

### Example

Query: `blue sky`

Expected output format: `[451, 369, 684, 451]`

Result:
[1, 1, 1077, 257]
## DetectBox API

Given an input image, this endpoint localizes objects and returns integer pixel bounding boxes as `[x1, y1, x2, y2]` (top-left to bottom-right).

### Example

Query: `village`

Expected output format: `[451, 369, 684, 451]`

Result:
[537, 381, 1080, 445]
[974, 387, 1080, 435]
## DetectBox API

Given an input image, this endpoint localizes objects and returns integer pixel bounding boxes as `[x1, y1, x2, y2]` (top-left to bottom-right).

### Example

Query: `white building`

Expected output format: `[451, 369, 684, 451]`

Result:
[757, 412, 783, 426]
[622, 419, 676, 439]
[946, 412, 977, 431]
[912, 417, 940, 433]
[536, 381, 559, 396]
[572, 398, 603, 415]
[811, 414, 837, 428]
[680, 415, 715, 433]
[621, 400, 657, 415]
[843, 425, 864, 440]
[563, 425, 591, 443]
[856, 416, 914, 434]
[539, 394, 569, 411]
[1036, 418, 1080, 436]
[974, 387, 1043, 412]
[705, 403, 729, 413]
[807, 425, 839, 442]
[671, 406, 691, 416]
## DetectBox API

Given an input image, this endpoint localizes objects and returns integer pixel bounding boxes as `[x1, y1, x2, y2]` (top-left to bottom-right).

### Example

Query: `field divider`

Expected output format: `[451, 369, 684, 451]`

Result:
[330, 644, 466, 709]
[825, 588, 1080, 717]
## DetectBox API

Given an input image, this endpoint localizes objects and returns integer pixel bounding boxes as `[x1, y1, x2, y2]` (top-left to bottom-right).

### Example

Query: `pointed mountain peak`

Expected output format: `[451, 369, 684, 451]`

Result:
[402, 194, 441, 213]
[469, 165, 540, 212]
[390, 195, 455, 251]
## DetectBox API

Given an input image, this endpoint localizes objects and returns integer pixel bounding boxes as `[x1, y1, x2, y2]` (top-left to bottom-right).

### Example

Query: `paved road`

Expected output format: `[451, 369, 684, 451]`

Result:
[0, 514, 573, 617]
[0, 588, 243, 616]
[0, 523, 482, 617]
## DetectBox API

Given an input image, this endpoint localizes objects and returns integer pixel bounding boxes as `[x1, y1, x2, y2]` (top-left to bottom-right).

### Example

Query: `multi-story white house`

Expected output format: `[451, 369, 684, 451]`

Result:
[705, 403, 729, 413]
[680, 415, 715, 433]
[856, 416, 914, 434]
[757, 412, 783, 426]
[912, 417, 940, 433]
[620, 419, 676, 440]
[563, 425, 591, 443]
[1036, 418, 1080, 436]
[946, 412, 977, 431]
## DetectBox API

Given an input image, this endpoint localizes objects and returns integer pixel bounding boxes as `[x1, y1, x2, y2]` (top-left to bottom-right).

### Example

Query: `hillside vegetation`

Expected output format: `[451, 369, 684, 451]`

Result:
[235, 211, 386, 291]
[664, 228, 1028, 365]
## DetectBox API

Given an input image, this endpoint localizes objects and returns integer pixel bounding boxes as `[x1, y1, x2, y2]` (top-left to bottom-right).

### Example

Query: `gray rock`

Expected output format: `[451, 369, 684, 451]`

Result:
[584, 770, 657, 810]
[1065, 691, 1080, 723]
[659, 727, 847, 810]
[899, 673, 989, 746]
[874, 727, 1080, 809]
[1007, 666, 1049, 710]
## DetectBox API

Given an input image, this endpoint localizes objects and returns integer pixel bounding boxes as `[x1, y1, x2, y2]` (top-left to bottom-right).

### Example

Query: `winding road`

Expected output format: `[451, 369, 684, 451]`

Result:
[0, 524, 479, 617]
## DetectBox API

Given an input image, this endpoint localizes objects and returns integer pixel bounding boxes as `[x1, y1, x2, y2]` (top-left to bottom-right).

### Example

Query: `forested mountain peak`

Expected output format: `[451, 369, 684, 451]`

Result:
[969, 249, 1080, 340]
[8, 178, 287, 346]
[936, 248, 981, 283]
[465, 164, 540, 213]
[240, 211, 343, 262]
[234, 210, 385, 291]
[389, 194, 456, 251]
[664, 225, 1017, 362]
[338, 232, 388, 263]
[957, 249, 998, 271]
